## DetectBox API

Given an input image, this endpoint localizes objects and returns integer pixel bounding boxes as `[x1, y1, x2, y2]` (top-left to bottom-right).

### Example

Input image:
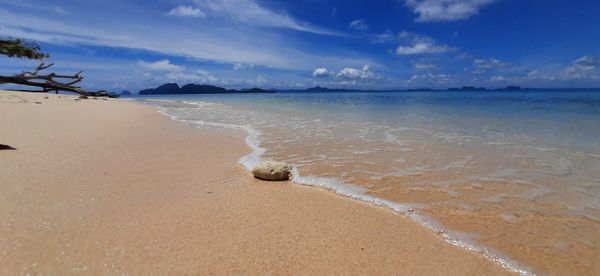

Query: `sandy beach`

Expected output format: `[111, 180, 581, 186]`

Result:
[0, 91, 510, 275]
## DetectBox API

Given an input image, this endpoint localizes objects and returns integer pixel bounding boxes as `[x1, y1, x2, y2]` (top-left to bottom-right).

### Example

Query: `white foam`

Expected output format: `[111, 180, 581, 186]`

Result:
[290, 166, 534, 275]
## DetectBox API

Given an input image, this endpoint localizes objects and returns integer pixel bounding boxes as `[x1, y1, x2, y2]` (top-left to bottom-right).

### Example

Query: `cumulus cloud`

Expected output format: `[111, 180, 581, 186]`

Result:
[337, 65, 374, 80]
[311, 65, 375, 80]
[138, 59, 218, 84]
[397, 43, 452, 55]
[138, 59, 185, 71]
[313, 68, 333, 77]
[395, 31, 455, 55]
[166, 69, 218, 83]
[405, 0, 495, 22]
[349, 19, 369, 31]
[167, 6, 206, 18]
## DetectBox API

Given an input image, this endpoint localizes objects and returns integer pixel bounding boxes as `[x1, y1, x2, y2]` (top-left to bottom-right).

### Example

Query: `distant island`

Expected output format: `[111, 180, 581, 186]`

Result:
[284, 85, 529, 93]
[446, 85, 522, 91]
[139, 83, 274, 95]
[283, 86, 437, 93]
[136, 84, 600, 95]
[283, 85, 600, 93]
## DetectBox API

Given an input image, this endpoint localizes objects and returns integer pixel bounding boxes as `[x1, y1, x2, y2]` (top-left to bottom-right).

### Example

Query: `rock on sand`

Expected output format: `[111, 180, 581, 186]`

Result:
[252, 161, 292, 181]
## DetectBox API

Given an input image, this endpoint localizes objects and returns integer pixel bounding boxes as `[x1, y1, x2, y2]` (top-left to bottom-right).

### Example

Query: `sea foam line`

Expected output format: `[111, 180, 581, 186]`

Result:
[154, 100, 535, 276]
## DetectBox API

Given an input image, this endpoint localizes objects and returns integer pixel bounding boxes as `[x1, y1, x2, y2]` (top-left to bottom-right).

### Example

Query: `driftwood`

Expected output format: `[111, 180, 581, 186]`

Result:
[0, 63, 118, 98]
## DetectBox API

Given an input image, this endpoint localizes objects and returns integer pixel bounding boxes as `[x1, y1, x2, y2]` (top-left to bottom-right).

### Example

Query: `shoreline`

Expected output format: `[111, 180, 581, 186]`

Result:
[147, 92, 600, 276]
[1, 91, 510, 275]
[153, 98, 532, 275]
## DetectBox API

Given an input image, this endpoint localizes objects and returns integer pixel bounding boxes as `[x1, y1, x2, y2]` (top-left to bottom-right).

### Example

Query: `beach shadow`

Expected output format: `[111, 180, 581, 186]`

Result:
[0, 144, 17, 151]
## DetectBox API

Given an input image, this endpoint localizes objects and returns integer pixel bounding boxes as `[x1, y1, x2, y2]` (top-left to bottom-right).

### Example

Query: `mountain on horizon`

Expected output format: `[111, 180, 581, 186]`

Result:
[138, 83, 274, 95]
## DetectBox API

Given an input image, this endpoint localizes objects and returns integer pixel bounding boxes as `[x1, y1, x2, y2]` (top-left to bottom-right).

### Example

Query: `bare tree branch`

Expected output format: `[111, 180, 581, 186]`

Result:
[0, 63, 118, 98]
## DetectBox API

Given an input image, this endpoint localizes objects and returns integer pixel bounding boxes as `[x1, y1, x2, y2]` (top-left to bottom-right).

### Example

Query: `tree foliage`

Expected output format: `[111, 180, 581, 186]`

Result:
[0, 36, 117, 97]
[0, 38, 49, 60]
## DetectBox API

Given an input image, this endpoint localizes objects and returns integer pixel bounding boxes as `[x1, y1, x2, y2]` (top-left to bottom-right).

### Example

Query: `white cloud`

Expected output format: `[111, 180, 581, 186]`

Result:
[137, 59, 218, 84]
[564, 56, 599, 79]
[397, 43, 452, 55]
[167, 6, 206, 18]
[490, 76, 505, 82]
[521, 56, 599, 82]
[395, 31, 456, 55]
[313, 68, 333, 77]
[479, 56, 599, 85]
[349, 19, 369, 31]
[233, 63, 256, 70]
[408, 72, 456, 86]
[371, 29, 396, 44]
[471, 58, 507, 74]
[166, 69, 218, 83]
[474, 58, 503, 68]
[337, 65, 374, 80]
[191, 0, 342, 36]
[405, 0, 495, 22]
[256, 75, 267, 84]
[138, 59, 184, 71]
[312, 65, 375, 81]
[0, 5, 372, 71]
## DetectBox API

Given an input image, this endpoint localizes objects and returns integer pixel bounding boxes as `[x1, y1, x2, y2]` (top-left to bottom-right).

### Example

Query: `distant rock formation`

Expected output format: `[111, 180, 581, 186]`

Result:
[252, 161, 292, 181]
[180, 84, 233, 94]
[139, 83, 274, 95]
[139, 83, 180, 95]
[447, 86, 488, 91]
[242, 87, 274, 93]
[120, 90, 132, 96]
[284, 86, 355, 92]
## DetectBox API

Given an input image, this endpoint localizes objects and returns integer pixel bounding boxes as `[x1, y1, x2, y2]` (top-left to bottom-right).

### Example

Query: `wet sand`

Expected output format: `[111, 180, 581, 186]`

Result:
[261, 130, 600, 275]
[0, 91, 509, 275]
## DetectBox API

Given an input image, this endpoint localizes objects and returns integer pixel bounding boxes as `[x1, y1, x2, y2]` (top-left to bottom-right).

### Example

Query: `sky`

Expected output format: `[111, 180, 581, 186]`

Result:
[1, 0, 600, 91]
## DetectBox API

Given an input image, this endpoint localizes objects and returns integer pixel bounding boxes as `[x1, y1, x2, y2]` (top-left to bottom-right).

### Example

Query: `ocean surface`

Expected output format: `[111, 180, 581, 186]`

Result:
[138, 91, 600, 275]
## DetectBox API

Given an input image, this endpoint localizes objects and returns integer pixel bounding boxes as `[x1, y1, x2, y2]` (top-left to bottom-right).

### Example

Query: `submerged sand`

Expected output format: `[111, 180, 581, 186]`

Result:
[0, 91, 509, 275]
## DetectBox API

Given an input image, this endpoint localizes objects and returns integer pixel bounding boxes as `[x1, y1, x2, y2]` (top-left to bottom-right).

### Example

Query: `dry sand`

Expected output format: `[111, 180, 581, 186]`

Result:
[0, 91, 510, 275]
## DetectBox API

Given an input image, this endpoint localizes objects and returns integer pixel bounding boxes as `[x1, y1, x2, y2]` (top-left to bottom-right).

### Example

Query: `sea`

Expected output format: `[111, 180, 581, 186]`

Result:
[137, 90, 600, 275]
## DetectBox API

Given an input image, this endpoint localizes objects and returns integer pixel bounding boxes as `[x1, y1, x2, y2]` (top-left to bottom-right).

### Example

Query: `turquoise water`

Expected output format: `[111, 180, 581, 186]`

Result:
[138, 90, 600, 275]
[144, 91, 600, 151]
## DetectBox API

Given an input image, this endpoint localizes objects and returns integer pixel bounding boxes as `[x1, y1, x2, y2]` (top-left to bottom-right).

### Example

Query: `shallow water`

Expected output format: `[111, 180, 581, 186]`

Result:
[140, 91, 600, 275]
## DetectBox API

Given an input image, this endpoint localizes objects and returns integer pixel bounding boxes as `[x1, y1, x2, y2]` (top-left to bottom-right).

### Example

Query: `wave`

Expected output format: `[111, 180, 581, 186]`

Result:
[151, 99, 536, 276]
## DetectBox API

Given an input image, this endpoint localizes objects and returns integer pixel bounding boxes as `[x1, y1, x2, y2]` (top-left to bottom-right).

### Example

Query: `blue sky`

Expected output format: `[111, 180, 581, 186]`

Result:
[1, 0, 599, 91]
